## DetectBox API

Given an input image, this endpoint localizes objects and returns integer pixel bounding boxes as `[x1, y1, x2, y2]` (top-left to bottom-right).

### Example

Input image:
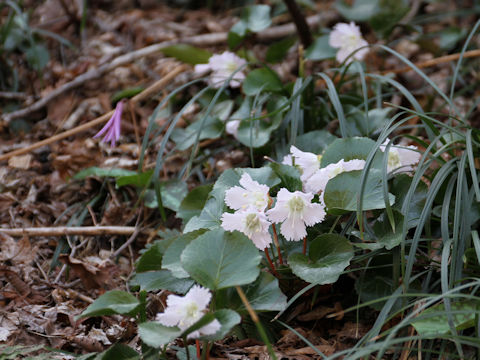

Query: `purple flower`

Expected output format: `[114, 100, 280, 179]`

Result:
[94, 100, 125, 147]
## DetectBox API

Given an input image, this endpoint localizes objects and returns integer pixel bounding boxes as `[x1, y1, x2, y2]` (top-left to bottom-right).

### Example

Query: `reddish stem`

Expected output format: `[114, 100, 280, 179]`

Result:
[271, 224, 284, 265]
[196, 340, 201, 359]
[264, 248, 278, 276]
[302, 236, 307, 255]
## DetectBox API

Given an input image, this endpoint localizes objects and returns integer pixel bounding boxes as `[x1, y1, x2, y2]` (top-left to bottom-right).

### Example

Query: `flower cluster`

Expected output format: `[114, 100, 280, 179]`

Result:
[156, 285, 220, 339]
[221, 172, 326, 245]
[194, 51, 247, 89]
[329, 22, 368, 64]
[221, 173, 272, 249]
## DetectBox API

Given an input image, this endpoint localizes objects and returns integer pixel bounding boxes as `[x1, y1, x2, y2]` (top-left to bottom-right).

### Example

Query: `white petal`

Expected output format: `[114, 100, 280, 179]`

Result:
[290, 146, 320, 181]
[224, 186, 248, 210]
[302, 203, 326, 226]
[343, 159, 365, 172]
[199, 319, 221, 336]
[156, 310, 182, 327]
[266, 204, 289, 223]
[185, 285, 212, 310]
[280, 214, 307, 241]
[221, 212, 244, 232]
[194, 63, 211, 76]
[226, 120, 240, 137]
[250, 230, 273, 250]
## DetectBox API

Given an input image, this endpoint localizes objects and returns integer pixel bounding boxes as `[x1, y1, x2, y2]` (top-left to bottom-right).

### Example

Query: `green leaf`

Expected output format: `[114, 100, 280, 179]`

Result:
[345, 106, 391, 137]
[411, 301, 478, 337]
[129, 270, 194, 293]
[335, 0, 380, 21]
[138, 322, 182, 348]
[94, 344, 139, 360]
[324, 169, 395, 214]
[144, 180, 189, 212]
[25, 43, 49, 71]
[116, 171, 153, 188]
[171, 117, 224, 151]
[111, 87, 144, 103]
[243, 68, 283, 96]
[438, 27, 467, 51]
[391, 174, 428, 229]
[266, 37, 296, 63]
[135, 241, 164, 272]
[372, 210, 404, 250]
[218, 272, 287, 313]
[73, 167, 137, 180]
[184, 167, 279, 233]
[320, 137, 383, 168]
[243, 5, 272, 32]
[235, 96, 287, 148]
[305, 35, 336, 61]
[181, 228, 261, 290]
[160, 44, 212, 65]
[199, 309, 242, 341]
[162, 230, 208, 278]
[294, 130, 337, 154]
[78, 291, 140, 318]
[269, 162, 302, 192]
[289, 234, 354, 284]
[177, 184, 213, 223]
[228, 21, 248, 48]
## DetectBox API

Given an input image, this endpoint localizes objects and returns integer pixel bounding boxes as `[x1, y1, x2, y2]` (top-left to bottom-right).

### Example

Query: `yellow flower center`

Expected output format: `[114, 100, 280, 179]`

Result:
[288, 196, 304, 213]
[245, 213, 261, 232]
[388, 150, 402, 170]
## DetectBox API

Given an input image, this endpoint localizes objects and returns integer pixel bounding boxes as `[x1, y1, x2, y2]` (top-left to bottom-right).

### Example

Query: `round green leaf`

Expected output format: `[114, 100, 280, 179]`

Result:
[219, 272, 287, 313]
[78, 291, 140, 318]
[181, 228, 261, 290]
[289, 234, 353, 284]
[320, 137, 383, 168]
[243, 68, 283, 96]
[324, 169, 395, 213]
[305, 35, 336, 61]
[163, 230, 208, 278]
[177, 184, 213, 223]
[129, 270, 194, 294]
[138, 322, 182, 348]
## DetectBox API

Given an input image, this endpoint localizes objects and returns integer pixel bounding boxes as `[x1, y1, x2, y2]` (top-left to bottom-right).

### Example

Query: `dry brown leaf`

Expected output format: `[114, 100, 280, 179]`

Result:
[8, 154, 32, 169]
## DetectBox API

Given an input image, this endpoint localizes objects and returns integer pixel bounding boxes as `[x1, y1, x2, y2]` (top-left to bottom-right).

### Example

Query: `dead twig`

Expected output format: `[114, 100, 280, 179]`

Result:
[0, 226, 137, 237]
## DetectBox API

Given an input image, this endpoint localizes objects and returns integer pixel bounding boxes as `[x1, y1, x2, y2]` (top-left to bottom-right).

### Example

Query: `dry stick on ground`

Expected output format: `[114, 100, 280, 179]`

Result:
[1, 13, 335, 125]
[0, 65, 188, 162]
[0, 226, 136, 237]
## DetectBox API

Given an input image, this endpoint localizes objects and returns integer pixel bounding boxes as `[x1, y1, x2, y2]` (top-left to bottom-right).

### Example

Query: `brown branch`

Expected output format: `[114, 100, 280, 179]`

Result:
[0, 65, 188, 162]
[0, 12, 336, 124]
[283, 0, 312, 47]
[382, 49, 480, 75]
[0, 226, 137, 237]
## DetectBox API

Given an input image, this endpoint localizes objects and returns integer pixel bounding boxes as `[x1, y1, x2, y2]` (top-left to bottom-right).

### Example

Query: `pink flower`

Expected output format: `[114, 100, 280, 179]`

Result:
[94, 100, 124, 147]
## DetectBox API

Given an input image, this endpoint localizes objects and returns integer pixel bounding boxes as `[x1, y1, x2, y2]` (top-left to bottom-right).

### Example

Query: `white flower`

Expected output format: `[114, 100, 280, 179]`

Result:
[379, 140, 421, 173]
[329, 22, 369, 64]
[194, 51, 247, 88]
[221, 207, 272, 249]
[156, 285, 221, 339]
[266, 189, 325, 241]
[226, 119, 240, 138]
[281, 154, 293, 166]
[224, 173, 270, 212]
[289, 146, 322, 182]
[305, 159, 366, 194]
